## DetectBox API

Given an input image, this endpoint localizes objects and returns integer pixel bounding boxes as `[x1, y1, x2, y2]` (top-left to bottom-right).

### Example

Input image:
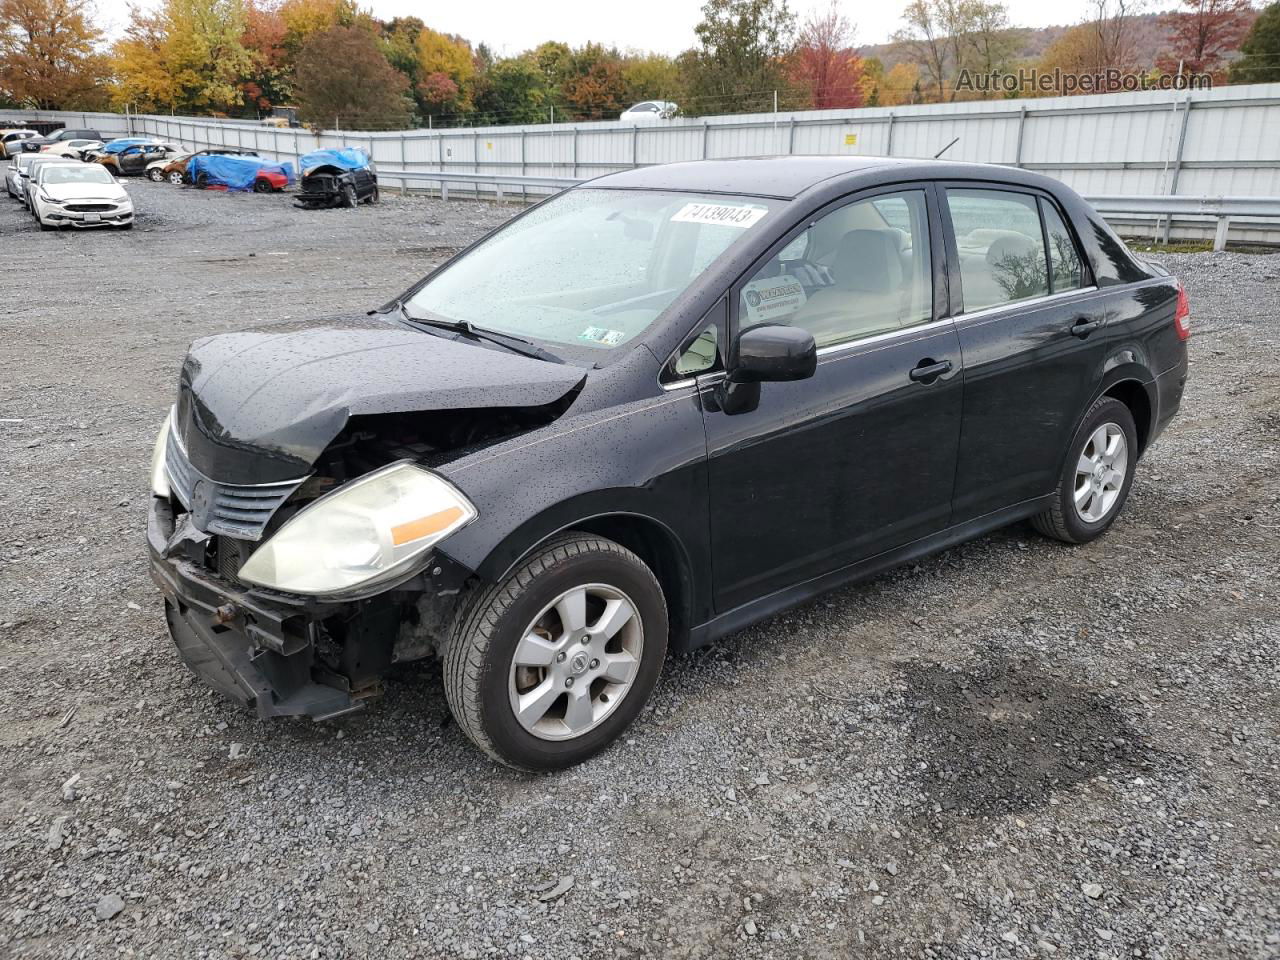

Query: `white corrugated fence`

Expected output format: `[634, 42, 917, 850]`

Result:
[6, 82, 1280, 243]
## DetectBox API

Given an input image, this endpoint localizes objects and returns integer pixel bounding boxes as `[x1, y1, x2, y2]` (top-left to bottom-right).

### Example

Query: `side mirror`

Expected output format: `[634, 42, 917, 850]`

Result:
[726, 324, 817, 384]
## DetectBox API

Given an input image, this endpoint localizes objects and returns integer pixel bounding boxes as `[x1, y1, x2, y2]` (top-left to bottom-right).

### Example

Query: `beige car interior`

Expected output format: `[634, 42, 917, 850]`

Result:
[741, 194, 933, 349]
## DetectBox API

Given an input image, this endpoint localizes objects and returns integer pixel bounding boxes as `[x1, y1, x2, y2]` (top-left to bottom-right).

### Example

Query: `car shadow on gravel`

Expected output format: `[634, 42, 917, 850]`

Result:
[900, 657, 1150, 817]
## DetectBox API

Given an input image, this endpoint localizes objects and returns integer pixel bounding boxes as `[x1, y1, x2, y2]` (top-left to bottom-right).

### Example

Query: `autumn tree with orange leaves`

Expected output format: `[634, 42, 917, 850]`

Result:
[0, 0, 110, 108]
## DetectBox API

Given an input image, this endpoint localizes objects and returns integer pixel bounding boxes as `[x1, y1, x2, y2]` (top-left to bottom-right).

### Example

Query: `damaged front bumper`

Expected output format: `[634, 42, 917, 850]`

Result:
[147, 495, 467, 720]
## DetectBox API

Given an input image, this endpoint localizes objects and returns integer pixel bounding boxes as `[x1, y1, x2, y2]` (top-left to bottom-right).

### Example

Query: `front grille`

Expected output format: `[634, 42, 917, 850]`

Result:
[65, 203, 115, 212]
[165, 425, 306, 541]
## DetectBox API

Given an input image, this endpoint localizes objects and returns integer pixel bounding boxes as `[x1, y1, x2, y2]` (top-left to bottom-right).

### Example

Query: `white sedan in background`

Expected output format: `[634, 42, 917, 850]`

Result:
[619, 101, 678, 122]
[31, 162, 134, 230]
[42, 139, 105, 160]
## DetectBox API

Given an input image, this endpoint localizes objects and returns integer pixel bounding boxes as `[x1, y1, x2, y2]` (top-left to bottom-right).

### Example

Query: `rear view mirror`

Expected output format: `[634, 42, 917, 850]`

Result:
[727, 324, 817, 384]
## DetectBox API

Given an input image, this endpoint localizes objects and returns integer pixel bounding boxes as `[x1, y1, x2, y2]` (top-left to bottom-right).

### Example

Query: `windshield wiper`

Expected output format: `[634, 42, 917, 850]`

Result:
[398, 303, 562, 364]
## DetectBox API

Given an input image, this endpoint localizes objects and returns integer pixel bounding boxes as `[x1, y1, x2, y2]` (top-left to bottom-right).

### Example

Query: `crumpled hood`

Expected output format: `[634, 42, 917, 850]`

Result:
[176, 314, 586, 484]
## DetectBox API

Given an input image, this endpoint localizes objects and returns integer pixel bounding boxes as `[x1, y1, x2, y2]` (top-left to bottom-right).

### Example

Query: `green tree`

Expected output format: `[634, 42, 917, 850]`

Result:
[621, 51, 685, 106]
[473, 56, 548, 124]
[380, 15, 424, 91]
[1230, 1, 1280, 82]
[687, 0, 797, 114]
[294, 23, 411, 128]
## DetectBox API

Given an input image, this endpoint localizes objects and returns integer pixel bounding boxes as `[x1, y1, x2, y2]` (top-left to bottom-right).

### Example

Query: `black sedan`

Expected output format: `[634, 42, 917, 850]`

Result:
[147, 157, 1189, 770]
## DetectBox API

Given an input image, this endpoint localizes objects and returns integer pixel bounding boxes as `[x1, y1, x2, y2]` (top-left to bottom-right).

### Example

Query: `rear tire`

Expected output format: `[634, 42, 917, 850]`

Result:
[366, 185, 379, 204]
[443, 533, 668, 771]
[169, 171, 185, 186]
[1031, 396, 1138, 544]
[252, 178, 272, 193]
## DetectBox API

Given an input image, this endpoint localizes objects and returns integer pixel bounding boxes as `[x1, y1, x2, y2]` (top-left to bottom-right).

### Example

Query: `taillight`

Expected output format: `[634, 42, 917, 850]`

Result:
[1173, 283, 1191, 341]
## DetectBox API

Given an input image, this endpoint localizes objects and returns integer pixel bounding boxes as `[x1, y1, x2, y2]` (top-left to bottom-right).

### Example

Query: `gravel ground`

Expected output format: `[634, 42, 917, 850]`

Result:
[1, 181, 1278, 960]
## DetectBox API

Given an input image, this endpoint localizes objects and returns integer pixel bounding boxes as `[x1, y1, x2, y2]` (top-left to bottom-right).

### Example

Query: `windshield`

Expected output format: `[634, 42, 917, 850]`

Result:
[41, 164, 115, 185]
[404, 188, 784, 353]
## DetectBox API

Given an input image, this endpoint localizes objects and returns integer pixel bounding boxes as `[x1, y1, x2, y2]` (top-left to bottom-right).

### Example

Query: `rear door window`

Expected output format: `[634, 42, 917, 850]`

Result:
[946, 188, 1049, 311]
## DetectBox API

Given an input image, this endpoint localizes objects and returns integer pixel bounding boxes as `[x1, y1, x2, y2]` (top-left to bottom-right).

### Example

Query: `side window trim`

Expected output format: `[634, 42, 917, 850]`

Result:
[727, 181, 942, 344]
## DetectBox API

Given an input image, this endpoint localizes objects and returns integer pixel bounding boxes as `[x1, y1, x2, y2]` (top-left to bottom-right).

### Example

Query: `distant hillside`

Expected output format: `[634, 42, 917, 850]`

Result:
[860, 12, 1178, 71]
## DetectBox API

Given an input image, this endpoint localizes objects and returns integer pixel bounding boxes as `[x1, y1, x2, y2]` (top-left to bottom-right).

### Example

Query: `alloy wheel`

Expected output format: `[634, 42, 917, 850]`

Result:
[508, 583, 644, 741]
[1074, 422, 1128, 523]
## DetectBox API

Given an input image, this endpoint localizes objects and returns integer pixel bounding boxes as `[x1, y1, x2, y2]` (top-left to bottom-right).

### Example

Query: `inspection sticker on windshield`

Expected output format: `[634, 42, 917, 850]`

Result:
[671, 202, 768, 229]
[579, 327, 627, 346]
[742, 274, 806, 324]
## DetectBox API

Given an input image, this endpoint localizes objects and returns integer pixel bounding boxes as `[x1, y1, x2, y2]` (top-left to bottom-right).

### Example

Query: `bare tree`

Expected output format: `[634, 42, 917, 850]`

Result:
[1089, 0, 1147, 74]
[894, 0, 1011, 101]
[894, 0, 950, 101]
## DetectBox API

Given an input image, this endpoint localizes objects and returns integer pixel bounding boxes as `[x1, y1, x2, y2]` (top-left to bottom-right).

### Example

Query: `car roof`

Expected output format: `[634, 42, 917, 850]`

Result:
[587, 156, 1057, 200]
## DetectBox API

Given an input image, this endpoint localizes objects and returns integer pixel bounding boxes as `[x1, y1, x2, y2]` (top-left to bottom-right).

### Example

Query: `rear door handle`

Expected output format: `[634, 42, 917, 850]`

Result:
[1070, 317, 1102, 338]
[909, 359, 953, 383]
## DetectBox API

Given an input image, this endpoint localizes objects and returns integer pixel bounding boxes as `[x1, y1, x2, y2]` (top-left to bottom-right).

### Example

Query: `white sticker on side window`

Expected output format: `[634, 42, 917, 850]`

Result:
[672, 202, 768, 229]
[742, 274, 806, 325]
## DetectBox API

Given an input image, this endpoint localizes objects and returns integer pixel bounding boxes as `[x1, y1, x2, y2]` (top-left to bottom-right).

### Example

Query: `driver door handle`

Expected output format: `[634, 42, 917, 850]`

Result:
[1070, 317, 1102, 338]
[909, 359, 952, 383]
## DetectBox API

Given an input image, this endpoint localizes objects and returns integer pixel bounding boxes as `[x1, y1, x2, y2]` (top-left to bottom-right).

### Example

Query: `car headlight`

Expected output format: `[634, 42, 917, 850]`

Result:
[150, 409, 172, 498]
[238, 462, 476, 597]
[38, 193, 61, 204]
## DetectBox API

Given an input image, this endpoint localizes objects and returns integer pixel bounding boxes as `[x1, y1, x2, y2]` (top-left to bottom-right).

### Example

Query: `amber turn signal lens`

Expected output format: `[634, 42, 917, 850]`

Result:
[390, 506, 465, 546]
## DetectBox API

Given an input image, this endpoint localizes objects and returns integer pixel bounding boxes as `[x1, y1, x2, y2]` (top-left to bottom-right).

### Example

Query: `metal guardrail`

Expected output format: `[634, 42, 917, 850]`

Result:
[381, 171, 1280, 251]
[1086, 195, 1280, 249]
[389, 169, 580, 201]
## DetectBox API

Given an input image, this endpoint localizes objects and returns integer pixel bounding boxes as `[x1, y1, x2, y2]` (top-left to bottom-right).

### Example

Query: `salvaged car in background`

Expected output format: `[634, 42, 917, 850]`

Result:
[94, 142, 183, 177]
[189, 153, 292, 193]
[157, 148, 259, 185]
[295, 148, 378, 208]
[1, 129, 39, 158]
[147, 157, 1189, 771]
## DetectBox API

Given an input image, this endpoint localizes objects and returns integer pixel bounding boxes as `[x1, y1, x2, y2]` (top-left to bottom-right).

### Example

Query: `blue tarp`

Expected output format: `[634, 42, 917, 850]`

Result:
[102, 138, 153, 154]
[298, 148, 371, 177]
[188, 154, 295, 191]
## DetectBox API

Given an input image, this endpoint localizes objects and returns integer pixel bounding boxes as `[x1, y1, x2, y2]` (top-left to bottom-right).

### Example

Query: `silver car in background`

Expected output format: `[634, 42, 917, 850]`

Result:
[19, 156, 83, 209]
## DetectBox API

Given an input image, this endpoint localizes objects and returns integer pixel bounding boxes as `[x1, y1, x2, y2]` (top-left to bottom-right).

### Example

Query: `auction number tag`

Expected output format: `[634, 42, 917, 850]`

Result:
[671, 202, 768, 229]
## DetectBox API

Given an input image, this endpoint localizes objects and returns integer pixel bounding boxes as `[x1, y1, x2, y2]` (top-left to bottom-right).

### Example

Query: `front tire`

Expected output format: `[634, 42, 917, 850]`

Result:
[253, 178, 272, 193]
[444, 533, 668, 771]
[1031, 396, 1138, 544]
[148, 168, 164, 182]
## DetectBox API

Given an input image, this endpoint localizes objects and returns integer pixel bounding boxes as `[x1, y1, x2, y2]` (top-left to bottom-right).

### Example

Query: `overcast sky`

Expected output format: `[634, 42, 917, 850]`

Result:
[92, 0, 1159, 53]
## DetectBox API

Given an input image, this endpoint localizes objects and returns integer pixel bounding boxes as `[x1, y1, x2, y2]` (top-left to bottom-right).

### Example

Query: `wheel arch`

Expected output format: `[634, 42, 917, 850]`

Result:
[469, 506, 698, 652]
[1100, 378, 1153, 455]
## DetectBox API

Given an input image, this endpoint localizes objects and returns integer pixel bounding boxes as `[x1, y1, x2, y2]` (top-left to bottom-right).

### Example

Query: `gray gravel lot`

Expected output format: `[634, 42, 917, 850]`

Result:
[1, 181, 1278, 960]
